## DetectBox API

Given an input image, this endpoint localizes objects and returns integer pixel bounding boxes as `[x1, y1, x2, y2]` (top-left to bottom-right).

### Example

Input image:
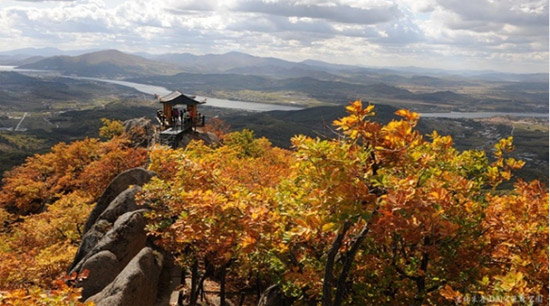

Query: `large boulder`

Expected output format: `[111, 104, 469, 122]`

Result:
[123, 117, 157, 148]
[96, 185, 142, 225]
[87, 247, 163, 306]
[178, 130, 220, 148]
[78, 250, 119, 299]
[69, 219, 112, 272]
[84, 167, 155, 233]
[70, 186, 142, 271]
[70, 210, 148, 298]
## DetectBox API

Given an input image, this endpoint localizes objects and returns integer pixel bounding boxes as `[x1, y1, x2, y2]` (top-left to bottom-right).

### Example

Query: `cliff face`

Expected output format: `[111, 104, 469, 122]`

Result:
[67, 167, 179, 306]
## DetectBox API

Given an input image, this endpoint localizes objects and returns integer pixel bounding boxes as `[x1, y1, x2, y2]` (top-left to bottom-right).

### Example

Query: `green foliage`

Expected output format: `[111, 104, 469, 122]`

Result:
[222, 129, 271, 157]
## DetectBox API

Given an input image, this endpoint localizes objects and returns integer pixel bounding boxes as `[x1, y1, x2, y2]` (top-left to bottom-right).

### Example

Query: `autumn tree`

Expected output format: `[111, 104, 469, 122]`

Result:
[140, 101, 547, 305]
[0, 132, 147, 295]
[266, 102, 545, 305]
[140, 131, 293, 305]
[0, 136, 147, 215]
[202, 117, 230, 140]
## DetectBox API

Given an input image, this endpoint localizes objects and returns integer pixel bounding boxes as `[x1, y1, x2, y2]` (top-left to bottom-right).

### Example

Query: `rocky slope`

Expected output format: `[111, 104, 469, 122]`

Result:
[67, 167, 180, 306]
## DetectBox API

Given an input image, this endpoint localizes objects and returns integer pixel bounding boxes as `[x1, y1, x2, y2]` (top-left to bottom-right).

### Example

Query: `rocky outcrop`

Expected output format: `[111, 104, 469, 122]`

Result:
[160, 128, 220, 149]
[88, 247, 163, 306]
[83, 167, 155, 232]
[72, 210, 149, 300]
[68, 167, 180, 306]
[123, 117, 157, 148]
[70, 184, 142, 268]
[96, 185, 142, 224]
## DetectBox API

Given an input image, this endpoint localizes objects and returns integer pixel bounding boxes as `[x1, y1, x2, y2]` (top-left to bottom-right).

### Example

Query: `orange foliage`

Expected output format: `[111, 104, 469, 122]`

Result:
[0, 102, 546, 305]
[202, 117, 230, 139]
[0, 279, 92, 305]
[0, 137, 147, 215]
[140, 101, 548, 305]
[0, 133, 147, 298]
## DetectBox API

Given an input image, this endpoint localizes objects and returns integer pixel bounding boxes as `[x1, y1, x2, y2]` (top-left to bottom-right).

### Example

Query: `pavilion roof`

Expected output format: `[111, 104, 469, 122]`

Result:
[158, 91, 205, 105]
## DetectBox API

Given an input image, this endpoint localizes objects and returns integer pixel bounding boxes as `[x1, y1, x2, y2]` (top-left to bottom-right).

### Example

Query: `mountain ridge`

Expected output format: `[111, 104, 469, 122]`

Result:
[18, 49, 181, 77]
[5, 48, 546, 83]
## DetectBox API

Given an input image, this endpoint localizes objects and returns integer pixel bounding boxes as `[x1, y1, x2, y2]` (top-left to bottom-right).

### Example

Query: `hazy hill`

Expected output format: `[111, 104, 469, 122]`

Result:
[5, 49, 547, 112]
[129, 72, 414, 104]
[18, 50, 181, 77]
[154, 51, 306, 73]
[152, 51, 498, 87]
[5, 48, 546, 84]
[0, 47, 96, 65]
[225, 65, 346, 81]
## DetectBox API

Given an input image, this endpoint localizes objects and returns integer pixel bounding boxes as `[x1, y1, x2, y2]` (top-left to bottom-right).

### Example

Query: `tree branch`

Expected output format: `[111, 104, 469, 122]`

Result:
[334, 216, 374, 306]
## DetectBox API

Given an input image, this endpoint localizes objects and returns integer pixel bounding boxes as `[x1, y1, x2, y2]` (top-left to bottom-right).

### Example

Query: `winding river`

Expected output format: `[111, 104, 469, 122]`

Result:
[1, 66, 548, 117]
[74, 77, 306, 111]
[0, 66, 304, 112]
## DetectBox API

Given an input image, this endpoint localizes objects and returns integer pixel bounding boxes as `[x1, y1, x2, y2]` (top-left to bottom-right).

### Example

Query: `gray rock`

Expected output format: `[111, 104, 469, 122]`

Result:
[84, 168, 155, 233]
[123, 117, 157, 148]
[178, 130, 220, 148]
[202, 132, 220, 146]
[78, 250, 119, 300]
[71, 210, 148, 278]
[87, 247, 163, 306]
[69, 219, 111, 272]
[96, 185, 141, 225]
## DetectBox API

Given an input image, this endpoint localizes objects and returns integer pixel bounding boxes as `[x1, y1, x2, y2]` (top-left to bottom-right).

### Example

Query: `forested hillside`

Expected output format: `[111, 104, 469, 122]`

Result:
[0, 102, 547, 305]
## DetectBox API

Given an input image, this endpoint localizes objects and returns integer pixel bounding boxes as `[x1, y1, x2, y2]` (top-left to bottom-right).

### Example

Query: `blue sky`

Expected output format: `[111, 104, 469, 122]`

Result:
[0, 0, 547, 73]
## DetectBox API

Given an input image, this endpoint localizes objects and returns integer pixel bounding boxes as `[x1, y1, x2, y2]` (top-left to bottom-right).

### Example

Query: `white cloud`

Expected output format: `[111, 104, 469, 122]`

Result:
[0, 0, 546, 73]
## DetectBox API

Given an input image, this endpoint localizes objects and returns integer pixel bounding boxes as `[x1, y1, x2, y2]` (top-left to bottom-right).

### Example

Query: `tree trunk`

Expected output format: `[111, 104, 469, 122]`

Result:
[322, 221, 351, 306]
[190, 259, 199, 306]
[413, 237, 431, 306]
[220, 265, 226, 306]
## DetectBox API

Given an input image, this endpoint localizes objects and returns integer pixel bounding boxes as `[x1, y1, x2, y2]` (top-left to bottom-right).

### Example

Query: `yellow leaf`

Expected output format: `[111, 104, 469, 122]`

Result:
[239, 235, 256, 250]
[479, 275, 490, 286]
[395, 109, 419, 121]
[322, 222, 337, 232]
[345, 100, 362, 113]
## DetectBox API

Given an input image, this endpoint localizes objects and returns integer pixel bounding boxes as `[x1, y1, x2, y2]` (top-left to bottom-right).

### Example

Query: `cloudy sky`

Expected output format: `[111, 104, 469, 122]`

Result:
[0, 0, 547, 73]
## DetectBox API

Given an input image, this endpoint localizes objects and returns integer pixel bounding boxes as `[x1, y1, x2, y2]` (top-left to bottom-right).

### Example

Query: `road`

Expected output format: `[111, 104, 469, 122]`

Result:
[14, 112, 27, 131]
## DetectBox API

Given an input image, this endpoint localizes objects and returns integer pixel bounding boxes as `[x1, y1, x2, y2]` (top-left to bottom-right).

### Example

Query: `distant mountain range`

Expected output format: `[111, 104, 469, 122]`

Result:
[0, 48, 543, 82]
[2, 48, 546, 112]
